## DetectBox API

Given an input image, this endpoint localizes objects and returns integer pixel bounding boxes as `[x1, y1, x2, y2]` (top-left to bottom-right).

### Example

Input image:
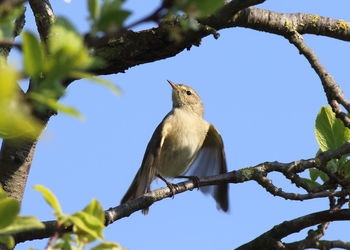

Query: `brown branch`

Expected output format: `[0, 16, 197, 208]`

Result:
[236, 209, 350, 250]
[230, 7, 350, 42]
[12, 141, 350, 243]
[83, 0, 266, 77]
[285, 30, 350, 128]
[286, 240, 350, 250]
[0, 139, 40, 201]
[198, 0, 266, 28]
[123, 0, 174, 30]
[0, 40, 22, 50]
[286, 198, 349, 250]
[28, 0, 55, 44]
[0, 1, 55, 202]
[80, 6, 350, 81]
[253, 172, 348, 201]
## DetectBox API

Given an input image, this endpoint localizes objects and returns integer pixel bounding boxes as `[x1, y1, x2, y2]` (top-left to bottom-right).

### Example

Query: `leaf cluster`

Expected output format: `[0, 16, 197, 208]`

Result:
[307, 106, 350, 185]
[34, 185, 124, 250]
[0, 187, 43, 249]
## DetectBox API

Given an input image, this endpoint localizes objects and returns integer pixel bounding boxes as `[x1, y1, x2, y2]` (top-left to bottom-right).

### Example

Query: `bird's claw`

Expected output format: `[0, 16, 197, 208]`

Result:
[175, 175, 200, 190]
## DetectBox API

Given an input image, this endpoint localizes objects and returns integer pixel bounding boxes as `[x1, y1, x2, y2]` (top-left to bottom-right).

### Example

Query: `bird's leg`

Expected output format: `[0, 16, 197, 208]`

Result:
[157, 174, 177, 198]
[175, 175, 200, 190]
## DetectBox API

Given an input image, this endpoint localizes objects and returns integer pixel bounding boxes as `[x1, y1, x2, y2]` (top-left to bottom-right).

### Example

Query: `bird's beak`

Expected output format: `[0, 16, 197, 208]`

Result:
[167, 80, 178, 90]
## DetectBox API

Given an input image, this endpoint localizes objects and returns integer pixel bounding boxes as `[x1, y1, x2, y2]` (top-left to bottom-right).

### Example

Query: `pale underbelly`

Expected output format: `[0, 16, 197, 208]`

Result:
[157, 144, 200, 178]
[156, 109, 208, 178]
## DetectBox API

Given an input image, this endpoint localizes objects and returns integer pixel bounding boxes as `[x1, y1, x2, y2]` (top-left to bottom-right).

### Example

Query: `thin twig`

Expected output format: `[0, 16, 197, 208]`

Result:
[286, 30, 350, 128]
[0, 40, 22, 50]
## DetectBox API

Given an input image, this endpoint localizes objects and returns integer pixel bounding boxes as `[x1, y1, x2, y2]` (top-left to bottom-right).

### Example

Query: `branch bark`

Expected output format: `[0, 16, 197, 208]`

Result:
[0, 0, 55, 202]
[83, 0, 266, 77]
[285, 30, 350, 128]
[83, 6, 350, 80]
[3, 0, 350, 247]
[12, 141, 350, 244]
[28, 0, 55, 44]
[236, 209, 350, 250]
[286, 239, 350, 250]
[231, 7, 350, 41]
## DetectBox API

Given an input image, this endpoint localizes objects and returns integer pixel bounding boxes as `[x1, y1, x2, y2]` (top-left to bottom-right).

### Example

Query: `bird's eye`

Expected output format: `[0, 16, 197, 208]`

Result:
[186, 90, 192, 96]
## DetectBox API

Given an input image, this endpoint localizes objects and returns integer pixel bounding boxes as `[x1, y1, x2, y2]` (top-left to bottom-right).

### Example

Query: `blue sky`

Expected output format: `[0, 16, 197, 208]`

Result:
[11, 0, 350, 249]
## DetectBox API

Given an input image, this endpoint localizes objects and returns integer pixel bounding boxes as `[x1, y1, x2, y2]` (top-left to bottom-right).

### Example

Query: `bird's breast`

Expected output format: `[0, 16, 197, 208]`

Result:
[157, 110, 209, 178]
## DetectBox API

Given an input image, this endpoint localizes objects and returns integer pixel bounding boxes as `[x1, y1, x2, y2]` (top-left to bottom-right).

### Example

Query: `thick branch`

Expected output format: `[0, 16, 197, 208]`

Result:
[0, 139, 37, 201]
[236, 209, 350, 250]
[0, 1, 55, 202]
[286, 239, 350, 250]
[84, 0, 266, 77]
[84, 6, 350, 80]
[231, 7, 350, 42]
[28, 0, 55, 44]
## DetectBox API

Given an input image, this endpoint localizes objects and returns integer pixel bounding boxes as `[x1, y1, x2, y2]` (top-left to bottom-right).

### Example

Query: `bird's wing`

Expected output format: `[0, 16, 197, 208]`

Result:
[120, 115, 168, 205]
[185, 124, 229, 212]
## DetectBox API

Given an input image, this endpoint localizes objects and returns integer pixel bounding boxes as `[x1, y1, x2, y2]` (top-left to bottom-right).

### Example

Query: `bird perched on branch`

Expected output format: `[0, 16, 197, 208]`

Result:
[121, 80, 229, 214]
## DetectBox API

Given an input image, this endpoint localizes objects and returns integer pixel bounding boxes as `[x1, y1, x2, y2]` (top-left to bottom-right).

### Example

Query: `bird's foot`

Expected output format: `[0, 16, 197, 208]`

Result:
[157, 174, 177, 198]
[175, 175, 200, 190]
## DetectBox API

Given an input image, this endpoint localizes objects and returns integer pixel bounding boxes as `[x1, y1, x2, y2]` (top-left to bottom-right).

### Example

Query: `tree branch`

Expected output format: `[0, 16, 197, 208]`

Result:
[285, 30, 350, 128]
[284, 197, 348, 249]
[82, 6, 350, 81]
[28, 0, 55, 44]
[236, 209, 350, 250]
[13, 141, 350, 244]
[286, 239, 350, 250]
[0, 0, 55, 202]
[83, 0, 266, 77]
[231, 7, 350, 42]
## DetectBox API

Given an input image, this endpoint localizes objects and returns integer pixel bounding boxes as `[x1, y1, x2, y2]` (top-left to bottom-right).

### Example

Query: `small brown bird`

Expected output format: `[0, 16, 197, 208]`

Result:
[121, 80, 229, 213]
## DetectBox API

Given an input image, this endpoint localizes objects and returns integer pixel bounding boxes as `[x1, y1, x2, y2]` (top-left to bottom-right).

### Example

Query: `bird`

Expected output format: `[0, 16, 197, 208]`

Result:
[120, 80, 229, 213]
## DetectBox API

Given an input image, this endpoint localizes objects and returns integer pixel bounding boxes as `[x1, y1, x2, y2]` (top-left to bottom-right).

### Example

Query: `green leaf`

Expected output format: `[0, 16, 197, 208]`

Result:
[194, 0, 225, 16]
[34, 185, 63, 218]
[47, 17, 93, 76]
[29, 93, 83, 119]
[83, 199, 104, 224]
[71, 72, 121, 95]
[309, 168, 320, 181]
[0, 216, 44, 234]
[0, 5, 25, 39]
[54, 17, 79, 33]
[22, 32, 44, 78]
[179, 18, 200, 31]
[0, 197, 19, 229]
[315, 106, 350, 152]
[327, 159, 339, 173]
[0, 235, 14, 249]
[174, 0, 225, 17]
[70, 211, 104, 242]
[319, 171, 329, 182]
[88, 0, 100, 20]
[94, 0, 130, 32]
[92, 241, 124, 250]
[301, 178, 321, 188]
[338, 159, 350, 179]
[0, 186, 8, 200]
[54, 233, 74, 250]
[0, 62, 42, 139]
